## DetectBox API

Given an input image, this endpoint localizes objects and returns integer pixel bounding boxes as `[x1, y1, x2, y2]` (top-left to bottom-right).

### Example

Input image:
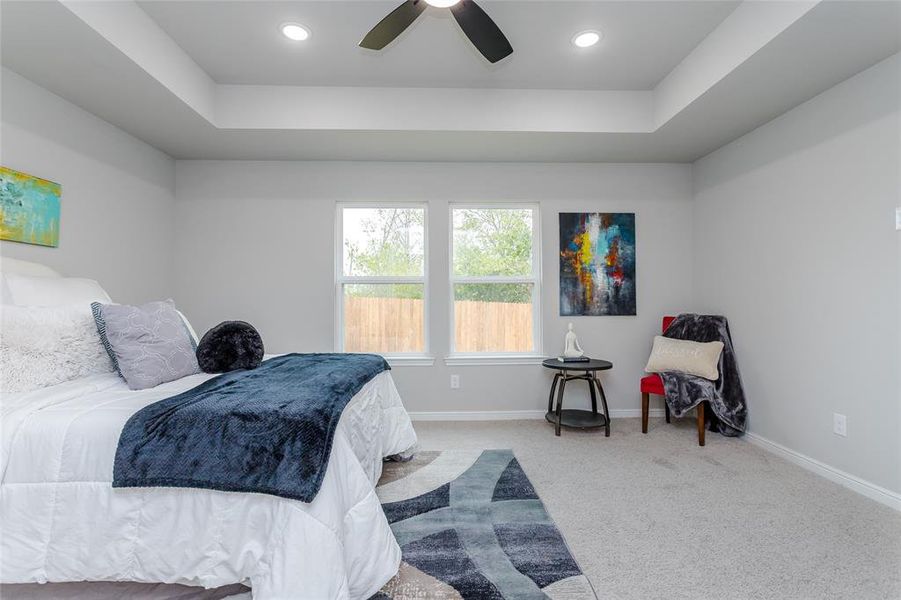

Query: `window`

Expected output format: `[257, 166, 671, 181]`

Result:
[449, 205, 541, 356]
[337, 205, 427, 356]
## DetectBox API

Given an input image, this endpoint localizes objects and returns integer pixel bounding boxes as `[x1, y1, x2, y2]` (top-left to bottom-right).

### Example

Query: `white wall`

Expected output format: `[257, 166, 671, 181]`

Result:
[174, 162, 694, 414]
[693, 54, 901, 493]
[0, 68, 176, 303]
[5, 55, 897, 500]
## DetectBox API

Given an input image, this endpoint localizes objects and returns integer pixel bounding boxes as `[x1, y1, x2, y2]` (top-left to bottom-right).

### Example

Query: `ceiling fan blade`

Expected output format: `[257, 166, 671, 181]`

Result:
[450, 0, 513, 63]
[359, 0, 427, 50]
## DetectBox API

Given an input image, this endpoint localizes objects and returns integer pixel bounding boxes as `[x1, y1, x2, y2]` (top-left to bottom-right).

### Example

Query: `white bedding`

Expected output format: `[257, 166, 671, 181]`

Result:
[1, 365, 417, 599]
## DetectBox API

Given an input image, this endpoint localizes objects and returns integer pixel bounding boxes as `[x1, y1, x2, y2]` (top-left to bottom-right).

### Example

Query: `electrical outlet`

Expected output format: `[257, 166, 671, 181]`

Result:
[833, 413, 847, 437]
[450, 374, 460, 389]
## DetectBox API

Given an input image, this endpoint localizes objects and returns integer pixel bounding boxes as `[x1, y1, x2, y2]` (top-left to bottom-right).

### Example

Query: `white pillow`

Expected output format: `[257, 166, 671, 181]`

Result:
[0, 257, 61, 277]
[644, 336, 724, 381]
[0, 304, 115, 393]
[0, 275, 11, 305]
[176, 310, 199, 345]
[4, 273, 111, 307]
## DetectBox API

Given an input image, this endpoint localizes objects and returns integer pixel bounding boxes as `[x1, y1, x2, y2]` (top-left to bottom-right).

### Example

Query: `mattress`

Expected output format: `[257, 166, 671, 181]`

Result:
[1, 364, 417, 599]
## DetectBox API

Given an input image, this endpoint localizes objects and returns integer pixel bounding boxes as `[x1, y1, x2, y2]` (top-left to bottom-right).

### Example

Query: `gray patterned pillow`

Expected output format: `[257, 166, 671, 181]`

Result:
[91, 300, 200, 390]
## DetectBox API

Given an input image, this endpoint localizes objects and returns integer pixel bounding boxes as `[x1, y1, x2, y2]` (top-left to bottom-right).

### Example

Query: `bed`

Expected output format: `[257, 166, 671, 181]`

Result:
[0, 259, 418, 599]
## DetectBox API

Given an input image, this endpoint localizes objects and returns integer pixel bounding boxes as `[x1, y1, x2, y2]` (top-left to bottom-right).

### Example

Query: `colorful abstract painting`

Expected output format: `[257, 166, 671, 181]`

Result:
[0, 166, 60, 247]
[559, 212, 636, 316]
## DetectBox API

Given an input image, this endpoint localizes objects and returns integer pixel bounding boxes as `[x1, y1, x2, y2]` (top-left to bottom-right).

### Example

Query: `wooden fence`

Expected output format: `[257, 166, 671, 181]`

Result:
[344, 296, 533, 353]
[344, 296, 425, 353]
[453, 300, 533, 352]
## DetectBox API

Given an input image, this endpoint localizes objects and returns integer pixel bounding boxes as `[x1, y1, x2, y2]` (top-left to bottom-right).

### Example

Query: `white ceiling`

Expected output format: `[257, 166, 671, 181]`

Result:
[136, 0, 740, 90]
[1, 0, 899, 162]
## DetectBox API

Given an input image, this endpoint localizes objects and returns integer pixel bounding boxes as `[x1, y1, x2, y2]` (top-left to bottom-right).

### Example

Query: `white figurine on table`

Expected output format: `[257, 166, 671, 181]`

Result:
[563, 322, 584, 358]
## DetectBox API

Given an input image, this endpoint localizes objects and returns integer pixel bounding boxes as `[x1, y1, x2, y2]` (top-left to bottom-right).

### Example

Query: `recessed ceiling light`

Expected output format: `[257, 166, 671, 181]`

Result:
[572, 30, 601, 48]
[425, 0, 461, 7]
[280, 22, 310, 42]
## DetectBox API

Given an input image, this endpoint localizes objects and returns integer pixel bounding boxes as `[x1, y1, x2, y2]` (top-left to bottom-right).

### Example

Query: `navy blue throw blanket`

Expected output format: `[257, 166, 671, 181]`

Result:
[113, 353, 390, 502]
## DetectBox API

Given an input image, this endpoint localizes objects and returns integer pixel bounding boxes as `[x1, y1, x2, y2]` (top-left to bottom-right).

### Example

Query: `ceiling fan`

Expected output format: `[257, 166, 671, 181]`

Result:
[359, 0, 513, 64]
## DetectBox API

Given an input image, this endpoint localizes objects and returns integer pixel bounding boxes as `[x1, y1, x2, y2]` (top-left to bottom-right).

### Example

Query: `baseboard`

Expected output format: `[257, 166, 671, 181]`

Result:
[408, 408, 666, 421]
[745, 431, 901, 512]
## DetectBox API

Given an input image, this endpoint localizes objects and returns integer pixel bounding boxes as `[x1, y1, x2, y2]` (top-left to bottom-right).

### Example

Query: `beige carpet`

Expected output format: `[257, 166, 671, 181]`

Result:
[415, 419, 901, 600]
[4, 418, 900, 599]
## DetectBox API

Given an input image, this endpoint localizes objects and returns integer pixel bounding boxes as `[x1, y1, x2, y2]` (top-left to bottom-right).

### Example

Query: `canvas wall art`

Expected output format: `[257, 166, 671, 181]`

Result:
[559, 212, 636, 316]
[0, 166, 61, 247]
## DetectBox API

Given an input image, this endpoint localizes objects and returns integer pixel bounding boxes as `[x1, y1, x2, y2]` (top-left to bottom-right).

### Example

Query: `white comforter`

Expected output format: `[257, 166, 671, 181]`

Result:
[0, 366, 417, 599]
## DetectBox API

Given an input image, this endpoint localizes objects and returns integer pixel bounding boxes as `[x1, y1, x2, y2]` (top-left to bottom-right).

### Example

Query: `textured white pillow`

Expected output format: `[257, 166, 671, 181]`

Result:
[645, 336, 724, 381]
[0, 257, 61, 277]
[0, 304, 114, 393]
[4, 273, 111, 307]
[176, 310, 199, 345]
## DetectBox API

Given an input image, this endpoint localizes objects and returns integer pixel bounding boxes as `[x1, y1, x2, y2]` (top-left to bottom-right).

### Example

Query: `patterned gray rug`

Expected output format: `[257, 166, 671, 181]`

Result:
[372, 449, 597, 600]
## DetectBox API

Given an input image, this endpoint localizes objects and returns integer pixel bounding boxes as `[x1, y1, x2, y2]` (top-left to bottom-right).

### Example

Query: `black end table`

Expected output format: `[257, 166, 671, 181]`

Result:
[541, 358, 613, 437]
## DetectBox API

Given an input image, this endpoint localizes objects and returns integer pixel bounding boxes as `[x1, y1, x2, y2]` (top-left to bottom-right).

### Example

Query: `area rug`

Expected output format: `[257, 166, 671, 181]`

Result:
[372, 449, 597, 600]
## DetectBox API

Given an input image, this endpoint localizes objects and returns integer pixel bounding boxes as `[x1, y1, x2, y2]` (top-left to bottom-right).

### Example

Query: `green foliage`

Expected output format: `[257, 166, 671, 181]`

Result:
[454, 283, 532, 304]
[344, 207, 534, 304]
[453, 209, 532, 303]
[345, 208, 424, 277]
[344, 208, 424, 299]
[345, 283, 423, 300]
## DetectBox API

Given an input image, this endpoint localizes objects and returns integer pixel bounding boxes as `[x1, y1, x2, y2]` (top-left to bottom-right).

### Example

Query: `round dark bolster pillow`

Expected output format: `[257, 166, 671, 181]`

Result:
[196, 321, 264, 373]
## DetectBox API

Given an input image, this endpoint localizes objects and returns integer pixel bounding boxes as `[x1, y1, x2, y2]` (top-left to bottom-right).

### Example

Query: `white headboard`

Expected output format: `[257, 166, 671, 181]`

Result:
[0, 257, 61, 277]
[1, 258, 114, 306]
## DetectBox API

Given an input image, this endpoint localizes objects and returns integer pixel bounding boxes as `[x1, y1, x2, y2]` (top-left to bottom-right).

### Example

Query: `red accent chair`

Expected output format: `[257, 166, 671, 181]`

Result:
[641, 316, 706, 446]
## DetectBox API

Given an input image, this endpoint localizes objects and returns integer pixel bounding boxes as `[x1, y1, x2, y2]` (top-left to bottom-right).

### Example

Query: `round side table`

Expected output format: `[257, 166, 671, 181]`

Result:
[541, 358, 613, 437]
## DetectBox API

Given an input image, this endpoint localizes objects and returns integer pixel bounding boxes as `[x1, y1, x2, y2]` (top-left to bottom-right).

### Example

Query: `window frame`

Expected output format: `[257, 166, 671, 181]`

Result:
[446, 202, 543, 365]
[335, 202, 432, 365]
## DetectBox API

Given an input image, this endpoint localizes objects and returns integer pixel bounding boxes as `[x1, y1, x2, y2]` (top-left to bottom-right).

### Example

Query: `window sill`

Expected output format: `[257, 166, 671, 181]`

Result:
[384, 355, 436, 367]
[444, 354, 546, 367]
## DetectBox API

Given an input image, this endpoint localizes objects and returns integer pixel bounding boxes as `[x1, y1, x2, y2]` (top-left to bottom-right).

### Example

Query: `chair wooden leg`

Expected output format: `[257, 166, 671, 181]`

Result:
[697, 401, 705, 447]
[664, 403, 671, 423]
[641, 392, 649, 434]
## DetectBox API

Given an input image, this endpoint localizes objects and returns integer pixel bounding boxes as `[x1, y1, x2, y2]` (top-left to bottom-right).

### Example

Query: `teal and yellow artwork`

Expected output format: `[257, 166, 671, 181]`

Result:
[0, 166, 60, 247]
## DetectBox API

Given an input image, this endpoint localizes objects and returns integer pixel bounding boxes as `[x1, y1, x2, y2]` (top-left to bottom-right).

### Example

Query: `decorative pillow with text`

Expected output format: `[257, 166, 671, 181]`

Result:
[645, 336, 724, 381]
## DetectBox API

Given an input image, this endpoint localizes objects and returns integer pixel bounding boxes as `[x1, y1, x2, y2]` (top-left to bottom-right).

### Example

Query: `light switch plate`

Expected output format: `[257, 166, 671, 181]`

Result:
[833, 413, 847, 437]
[896, 207, 901, 230]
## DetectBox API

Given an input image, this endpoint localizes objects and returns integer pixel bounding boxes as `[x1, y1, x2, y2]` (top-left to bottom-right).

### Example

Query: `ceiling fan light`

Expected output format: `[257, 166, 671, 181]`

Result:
[280, 22, 310, 41]
[424, 0, 461, 7]
[572, 30, 601, 48]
